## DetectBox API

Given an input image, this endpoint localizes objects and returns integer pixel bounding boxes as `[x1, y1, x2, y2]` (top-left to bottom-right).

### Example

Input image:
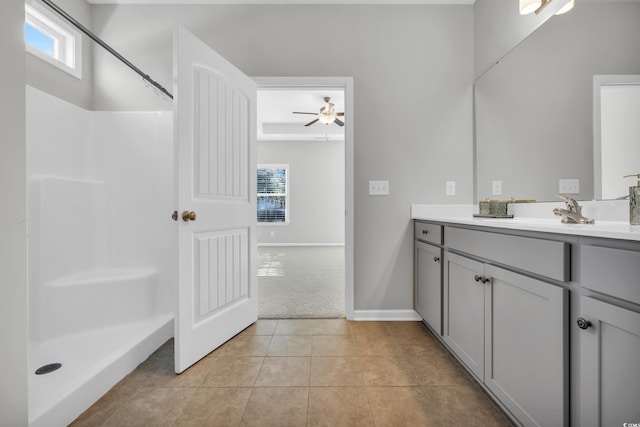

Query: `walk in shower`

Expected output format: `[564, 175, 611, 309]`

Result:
[26, 86, 175, 426]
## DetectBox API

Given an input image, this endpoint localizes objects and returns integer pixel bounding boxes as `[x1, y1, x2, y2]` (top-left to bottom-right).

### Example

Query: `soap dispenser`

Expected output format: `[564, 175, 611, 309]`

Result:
[624, 174, 640, 225]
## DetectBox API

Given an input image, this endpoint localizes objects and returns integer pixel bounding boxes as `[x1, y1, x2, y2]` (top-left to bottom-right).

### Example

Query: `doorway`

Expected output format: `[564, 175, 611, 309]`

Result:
[254, 77, 354, 319]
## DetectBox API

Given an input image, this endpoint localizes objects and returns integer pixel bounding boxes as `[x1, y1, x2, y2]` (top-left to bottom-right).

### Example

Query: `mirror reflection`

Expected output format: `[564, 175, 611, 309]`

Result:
[594, 75, 640, 200]
[475, 1, 640, 202]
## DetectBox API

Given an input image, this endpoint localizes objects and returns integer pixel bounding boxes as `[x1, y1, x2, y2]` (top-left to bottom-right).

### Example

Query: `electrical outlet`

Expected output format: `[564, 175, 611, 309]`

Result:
[369, 180, 389, 196]
[446, 181, 456, 196]
[559, 179, 579, 194]
[492, 180, 502, 196]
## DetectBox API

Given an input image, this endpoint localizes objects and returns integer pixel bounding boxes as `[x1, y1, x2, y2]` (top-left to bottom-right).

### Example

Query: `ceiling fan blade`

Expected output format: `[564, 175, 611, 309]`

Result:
[336, 112, 345, 117]
[293, 112, 318, 115]
[333, 117, 345, 127]
[304, 118, 320, 127]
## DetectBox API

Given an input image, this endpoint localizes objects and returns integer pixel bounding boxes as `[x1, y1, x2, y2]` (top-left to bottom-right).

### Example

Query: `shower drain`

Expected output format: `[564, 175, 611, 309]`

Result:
[35, 363, 62, 375]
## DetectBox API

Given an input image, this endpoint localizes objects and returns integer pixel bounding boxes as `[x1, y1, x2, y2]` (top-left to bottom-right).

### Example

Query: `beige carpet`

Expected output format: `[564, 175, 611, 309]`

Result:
[258, 246, 345, 318]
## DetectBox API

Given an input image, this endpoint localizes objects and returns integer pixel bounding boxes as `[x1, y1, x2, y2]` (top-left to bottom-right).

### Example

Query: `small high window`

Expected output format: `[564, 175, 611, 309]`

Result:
[257, 166, 289, 224]
[25, 2, 82, 79]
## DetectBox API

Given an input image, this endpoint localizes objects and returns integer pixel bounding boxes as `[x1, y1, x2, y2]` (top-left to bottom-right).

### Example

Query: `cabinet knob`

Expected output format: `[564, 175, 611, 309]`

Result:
[422, 229, 428, 235]
[576, 317, 592, 330]
[433, 256, 440, 262]
[474, 275, 490, 284]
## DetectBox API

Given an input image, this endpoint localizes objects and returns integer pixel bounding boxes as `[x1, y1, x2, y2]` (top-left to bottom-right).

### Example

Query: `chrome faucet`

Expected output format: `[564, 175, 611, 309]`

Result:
[553, 195, 595, 224]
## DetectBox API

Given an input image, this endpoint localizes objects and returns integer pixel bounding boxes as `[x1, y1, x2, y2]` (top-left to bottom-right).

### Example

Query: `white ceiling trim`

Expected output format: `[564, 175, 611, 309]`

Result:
[87, 0, 474, 5]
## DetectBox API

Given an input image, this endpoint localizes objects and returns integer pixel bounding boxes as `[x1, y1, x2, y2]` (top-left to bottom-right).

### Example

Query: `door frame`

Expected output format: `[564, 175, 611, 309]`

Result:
[253, 76, 354, 320]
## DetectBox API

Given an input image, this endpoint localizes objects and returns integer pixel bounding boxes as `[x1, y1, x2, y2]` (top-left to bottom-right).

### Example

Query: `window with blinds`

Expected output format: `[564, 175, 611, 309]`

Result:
[257, 166, 288, 223]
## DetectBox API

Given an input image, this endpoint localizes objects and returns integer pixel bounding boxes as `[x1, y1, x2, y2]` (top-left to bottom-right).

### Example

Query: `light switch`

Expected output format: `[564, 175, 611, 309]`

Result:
[446, 181, 456, 196]
[492, 180, 502, 196]
[369, 180, 389, 196]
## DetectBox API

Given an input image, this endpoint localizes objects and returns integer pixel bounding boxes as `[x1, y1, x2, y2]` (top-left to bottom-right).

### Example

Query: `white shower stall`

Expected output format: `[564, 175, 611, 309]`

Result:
[26, 86, 175, 426]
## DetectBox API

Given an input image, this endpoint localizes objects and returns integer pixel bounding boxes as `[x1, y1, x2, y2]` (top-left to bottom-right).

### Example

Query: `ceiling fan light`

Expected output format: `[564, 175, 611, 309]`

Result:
[555, 0, 574, 15]
[520, 0, 542, 15]
[318, 114, 335, 125]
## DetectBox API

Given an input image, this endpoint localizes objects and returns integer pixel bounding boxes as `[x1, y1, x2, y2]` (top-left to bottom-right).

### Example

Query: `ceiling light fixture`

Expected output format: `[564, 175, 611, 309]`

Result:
[519, 0, 542, 15]
[520, 0, 574, 16]
[554, 0, 574, 15]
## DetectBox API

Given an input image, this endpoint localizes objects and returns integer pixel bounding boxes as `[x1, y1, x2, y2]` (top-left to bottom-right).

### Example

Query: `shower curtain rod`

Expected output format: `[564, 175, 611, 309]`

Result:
[40, 0, 173, 100]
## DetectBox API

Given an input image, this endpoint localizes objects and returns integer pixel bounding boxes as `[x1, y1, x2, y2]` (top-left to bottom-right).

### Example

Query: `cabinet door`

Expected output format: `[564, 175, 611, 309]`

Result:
[484, 265, 568, 427]
[579, 296, 640, 427]
[415, 241, 442, 334]
[443, 252, 485, 380]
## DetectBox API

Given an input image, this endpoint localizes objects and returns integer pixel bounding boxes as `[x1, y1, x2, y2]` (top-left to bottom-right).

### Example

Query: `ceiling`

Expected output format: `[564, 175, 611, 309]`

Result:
[257, 89, 345, 142]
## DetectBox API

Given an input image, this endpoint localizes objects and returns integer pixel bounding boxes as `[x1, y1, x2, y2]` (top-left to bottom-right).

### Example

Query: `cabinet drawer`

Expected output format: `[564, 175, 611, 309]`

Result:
[446, 227, 570, 282]
[581, 245, 640, 305]
[415, 221, 442, 245]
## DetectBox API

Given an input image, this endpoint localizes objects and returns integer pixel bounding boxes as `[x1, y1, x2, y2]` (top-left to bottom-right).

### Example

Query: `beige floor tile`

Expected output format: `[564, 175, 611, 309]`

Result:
[220, 335, 272, 357]
[349, 321, 390, 336]
[100, 387, 195, 427]
[385, 321, 431, 337]
[174, 387, 252, 426]
[267, 335, 313, 356]
[240, 387, 308, 427]
[406, 351, 473, 386]
[144, 357, 213, 388]
[152, 339, 175, 359]
[422, 385, 514, 426]
[70, 378, 145, 426]
[394, 332, 447, 357]
[366, 386, 435, 427]
[312, 335, 358, 356]
[310, 357, 363, 386]
[274, 319, 315, 335]
[255, 357, 310, 386]
[239, 319, 279, 336]
[200, 356, 264, 387]
[312, 318, 351, 335]
[308, 387, 374, 427]
[359, 355, 419, 386]
[353, 333, 401, 356]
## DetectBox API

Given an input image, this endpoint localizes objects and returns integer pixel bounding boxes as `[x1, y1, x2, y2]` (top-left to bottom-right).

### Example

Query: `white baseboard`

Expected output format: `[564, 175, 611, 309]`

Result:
[257, 243, 345, 247]
[351, 309, 421, 321]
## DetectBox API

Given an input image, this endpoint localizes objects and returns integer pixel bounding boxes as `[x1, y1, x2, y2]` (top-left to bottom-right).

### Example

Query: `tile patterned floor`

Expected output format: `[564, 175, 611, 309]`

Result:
[71, 319, 514, 427]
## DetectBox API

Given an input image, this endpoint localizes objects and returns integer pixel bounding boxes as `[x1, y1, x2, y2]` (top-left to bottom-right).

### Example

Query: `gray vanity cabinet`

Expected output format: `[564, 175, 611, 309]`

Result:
[443, 252, 485, 379]
[577, 296, 640, 427]
[578, 243, 640, 427]
[414, 221, 443, 335]
[484, 264, 567, 427]
[415, 241, 442, 334]
[444, 250, 568, 427]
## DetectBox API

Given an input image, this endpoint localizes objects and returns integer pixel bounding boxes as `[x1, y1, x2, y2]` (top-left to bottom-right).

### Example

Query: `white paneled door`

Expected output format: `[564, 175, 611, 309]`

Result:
[174, 26, 257, 373]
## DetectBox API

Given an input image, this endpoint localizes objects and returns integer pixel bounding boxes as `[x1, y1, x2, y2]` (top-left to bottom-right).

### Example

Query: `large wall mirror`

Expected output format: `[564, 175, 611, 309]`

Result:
[475, 1, 640, 202]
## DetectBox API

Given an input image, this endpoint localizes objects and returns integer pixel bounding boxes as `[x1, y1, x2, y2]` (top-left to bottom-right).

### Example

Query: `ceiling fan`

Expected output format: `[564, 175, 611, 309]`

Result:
[293, 97, 345, 127]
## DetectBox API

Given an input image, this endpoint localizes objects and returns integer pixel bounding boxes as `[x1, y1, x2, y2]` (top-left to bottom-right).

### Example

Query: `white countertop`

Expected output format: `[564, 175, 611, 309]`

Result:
[411, 201, 640, 242]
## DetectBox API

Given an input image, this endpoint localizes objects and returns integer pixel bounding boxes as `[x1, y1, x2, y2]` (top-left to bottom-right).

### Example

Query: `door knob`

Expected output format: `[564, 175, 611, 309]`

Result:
[182, 211, 197, 222]
[433, 256, 440, 262]
[576, 317, 592, 330]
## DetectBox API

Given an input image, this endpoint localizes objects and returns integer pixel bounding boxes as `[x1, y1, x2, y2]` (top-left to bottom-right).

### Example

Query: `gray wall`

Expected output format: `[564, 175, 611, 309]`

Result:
[257, 139, 345, 245]
[0, 0, 27, 424]
[90, 4, 474, 311]
[26, 0, 94, 109]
